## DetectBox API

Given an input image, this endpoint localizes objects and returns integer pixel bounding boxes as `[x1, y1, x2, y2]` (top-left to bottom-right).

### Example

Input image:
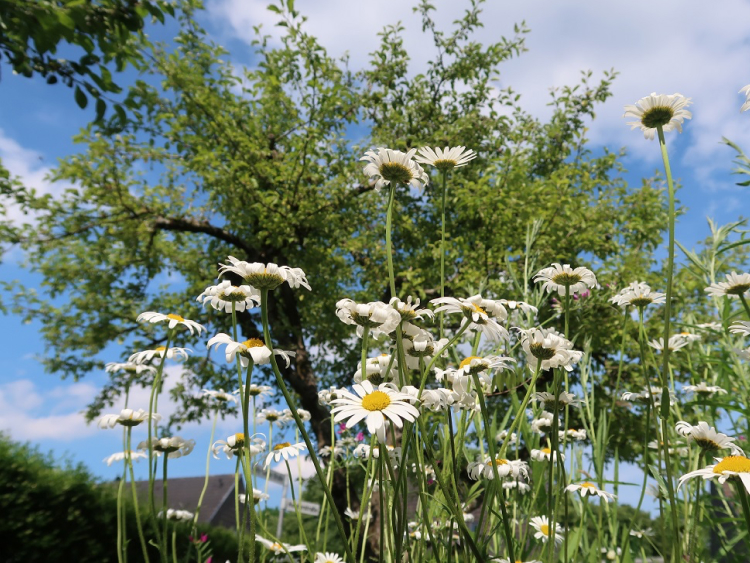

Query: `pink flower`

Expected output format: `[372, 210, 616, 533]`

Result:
[200, 533, 208, 543]
[356, 432, 365, 442]
[338, 423, 347, 433]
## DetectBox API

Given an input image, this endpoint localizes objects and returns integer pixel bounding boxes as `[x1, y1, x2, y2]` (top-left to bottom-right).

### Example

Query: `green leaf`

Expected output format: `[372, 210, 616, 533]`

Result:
[95, 98, 106, 122]
[74, 86, 88, 109]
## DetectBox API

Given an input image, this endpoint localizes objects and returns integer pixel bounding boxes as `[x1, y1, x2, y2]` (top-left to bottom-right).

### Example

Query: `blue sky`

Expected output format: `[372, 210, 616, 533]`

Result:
[2, 0, 750, 513]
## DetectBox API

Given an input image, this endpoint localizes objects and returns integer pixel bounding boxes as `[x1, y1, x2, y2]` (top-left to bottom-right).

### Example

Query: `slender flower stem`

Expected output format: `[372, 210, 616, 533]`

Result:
[734, 481, 750, 536]
[739, 294, 750, 320]
[439, 171, 448, 340]
[656, 124, 682, 563]
[499, 363, 543, 457]
[126, 428, 151, 563]
[162, 455, 169, 560]
[192, 409, 218, 540]
[385, 184, 397, 299]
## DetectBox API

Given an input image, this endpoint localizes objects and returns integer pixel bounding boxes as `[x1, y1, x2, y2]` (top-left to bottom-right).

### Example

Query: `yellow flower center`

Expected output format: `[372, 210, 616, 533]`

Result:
[432, 158, 458, 171]
[472, 303, 486, 315]
[580, 482, 597, 489]
[487, 458, 509, 467]
[361, 391, 391, 411]
[232, 433, 245, 448]
[274, 442, 291, 450]
[242, 338, 265, 348]
[551, 272, 582, 286]
[459, 356, 481, 369]
[155, 346, 167, 352]
[541, 448, 551, 455]
[641, 106, 675, 129]
[713, 456, 750, 474]
[271, 543, 283, 551]
[379, 161, 413, 185]
[167, 314, 185, 322]
[540, 524, 550, 536]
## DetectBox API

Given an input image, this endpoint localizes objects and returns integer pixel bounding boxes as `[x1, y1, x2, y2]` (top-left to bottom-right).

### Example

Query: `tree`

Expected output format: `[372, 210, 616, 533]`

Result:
[1, 0, 669, 514]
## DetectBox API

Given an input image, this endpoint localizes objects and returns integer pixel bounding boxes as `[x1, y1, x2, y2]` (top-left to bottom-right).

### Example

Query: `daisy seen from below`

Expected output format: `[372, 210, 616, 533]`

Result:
[467, 457, 529, 481]
[264, 442, 307, 469]
[560, 428, 587, 441]
[565, 482, 617, 502]
[531, 448, 564, 462]
[360, 147, 428, 192]
[129, 346, 190, 364]
[314, 553, 345, 563]
[353, 354, 398, 385]
[530, 515, 563, 545]
[238, 384, 274, 400]
[705, 272, 750, 298]
[202, 388, 238, 404]
[207, 333, 294, 368]
[104, 450, 147, 466]
[623, 93, 692, 140]
[649, 334, 690, 353]
[212, 433, 266, 459]
[196, 280, 260, 313]
[730, 321, 750, 336]
[139, 436, 195, 459]
[740, 84, 750, 112]
[239, 489, 270, 504]
[330, 381, 419, 442]
[531, 391, 581, 410]
[519, 327, 582, 372]
[105, 361, 156, 375]
[159, 509, 194, 521]
[257, 408, 289, 429]
[218, 257, 311, 291]
[136, 311, 206, 335]
[610, 281, 666, 308]
[534, 263, 597, 296]
[431, 295, 509, 342]
[675, 421, 744, 455]
[682, 382, 727, 396]
[678, 455, 750, 493]
[414, 146, 477, 171]
[498, 298, 538, 316]
[389, 295, 434, 325]
[98, 408, 161, 428]
[255, 535, 307, 554]
[335, 299, 401, 338]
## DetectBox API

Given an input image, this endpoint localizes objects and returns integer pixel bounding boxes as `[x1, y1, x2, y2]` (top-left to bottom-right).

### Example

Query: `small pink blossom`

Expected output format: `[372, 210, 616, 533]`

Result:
[356, 432, 365, 442]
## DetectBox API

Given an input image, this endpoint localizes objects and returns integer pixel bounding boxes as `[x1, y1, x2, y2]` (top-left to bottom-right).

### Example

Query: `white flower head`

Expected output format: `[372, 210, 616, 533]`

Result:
[705, 272, 750, 298]
[467, 457, 529, 481]
[519, 328, 582, 372]
[207, 333, 294, 368]
[678, 455, 750, 494]
[531, 391, 581, 410]
[212, 433, 266, 459]
[565, 482, 616, 502]
[529, 515, 564, 544]
[414, 146, 477, 171]
[531, 447, 565, 463]
[682, 382, 727, 397]
[98, 408, 161, 429]
[534, 263, 597, 296]
[496, 429, 518, 446]
[105, 362, 157, 376]
[129, 346, 190, 365]
[196, 280, 260, 313]
[239, 489, 270, 505]
[675, 421, 744, 455]
[730, 321, 750, 336]
[103, 450, 147, 466]
[560, 428, 588, 441]
[498, 298, 538, 317]
[389, 296, 434, 324]
[138, 436, 195, 459]
[360, 147, 428, 191]
[740, 84, 750, 112]
[353, 354, 398, 384]
[202, 388, 238, 404]
[255, 535, 307, 554]
[257, 408, 289, 428]
[136, 312, 206, 335]
[609, 281, 666, 308]
[430, 295, 509, 342]
[159, 509, 194, 521]
[330, 381, 420, 442]
[623, 92, 692, 140]
[649, 334, 691, 353]
[314, 553, 345, 563]
[336, 299, 401, 338]
[218, 257, 310, 291]
[238, 384, 274, 400]
[264, 442, 307, 469]
[502, 479, 531, 494]
[530, 411, 555, 435]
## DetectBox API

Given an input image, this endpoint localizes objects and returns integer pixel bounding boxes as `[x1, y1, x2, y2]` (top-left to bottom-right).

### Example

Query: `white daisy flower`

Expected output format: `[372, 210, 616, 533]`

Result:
[344, 507, 372, 521]
[389, 296, 434, 324]
[414, 146, 477, 171]
[740, 84, 750, 112]
[255, 535, 307, 554]
[103, 450, 147, 466]
[212, 433, 266, 460]
[675, 421, 744, 455]
[335, 299, 401, 338]
[529, 515, 563, 544]
[621, 386, 662, 404]
[519, 328, 582, 372]
[560, 428, 587, 442]
[705, 272, 750, 298]
[354, 354, 398, 385]
[98, 408, 161, 429]
[105, 362, 156, 375]
[353, 443, 402, 462]
[257, 408, 289, 428]
[431, 295, 509, 342]
[565, 482, 616, 502]
[129, 346, 190, 364]
[531, 391, 581, 410]
[314, 552, 345, 563]
[678, 455, 750, 493]
[196, 280, 260, 313]
[730, 321, 750, 336]
[601, 547, 622, 561]
[330, 381, 420, 442]
[202, 388, 238, 404]
[492, 559, 540, 563]
[498, 298, 538, 316]
[219, 257, 311, 291]
[502, 479, 531, 494]
[360, 147, 428, 192]
[531, 448, 564, 462]
[466, 457, 529, 481]
[609, 281, 666, 308]
[649, 334, 691, 353]
[682, 382, 727, 396]
[648, 440, 688, 457]
[239, 489, 270, 505]
[237, 384, 274, 400]
[138, 436, 195, 459]
[534, 263, 597, 296]
[455, 355, 515, 377]
[496, 430, 518, 445]
[402, 386, 451, 412]
[158, 509, 194, 521]
[207, 333, 294, 368]
[629, 528, 653, 538]
[264, 442, 307, 469]
[318, 386, 341, 406]
[402, 329, 448, 370]
[319, 445, 346, 459]
[530, 411, 555, 435]
[623, 92, 692, 140]
[678, 331, 701, 344]
[136, 312, 206, 335]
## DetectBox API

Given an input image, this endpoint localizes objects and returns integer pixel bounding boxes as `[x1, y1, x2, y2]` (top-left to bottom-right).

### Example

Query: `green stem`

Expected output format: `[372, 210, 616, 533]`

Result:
[192, 410, 218, 538]
[499, 363, 543, 457]
[734, 481, 750, 536]
[127, 428, 151, 563]
[740, 294, 750, 320]
[440, 171, 448, 340]
[162, 455, 169, 561]
[385, 184, 397, 299]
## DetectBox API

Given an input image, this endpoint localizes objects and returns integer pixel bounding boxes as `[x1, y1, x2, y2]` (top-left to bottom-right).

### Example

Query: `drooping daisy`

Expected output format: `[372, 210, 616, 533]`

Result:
[103, 450, 147, 466]
[239, 489, 270, 505]
[335, 299, 401, 338]
[414, 146, 477, 171]
[467, 457, 529, 481]
[531, 391, 581, 410]
[196, 280, 260, 313]
[401, 329, 448, 370]
[531, 448, 564, 463]
[519, 328, 582, 372]
[682, 382, 727, 396]
[219, 258, 311, 291]
[565, 482, 616, 502]
[264, 442, 307, 469]
[496, 430, 518, 446]
[629, 528, 653, 539]
[609, 281, 666, 308]
[529, 515, 564, 544]
[105, 362, 157, 376]
[705, 272, 750, 298]
[530, 411, 555, 435]
[344, 507, 373, 521]
[314, 552, 345, 563]
[330, 381, 419, 442]
[455, 355, 516, 378]
[255, 535, 307, 554]
[502, 479, 531, 494]
[431, 295, 509, 342]
[136, 312, 206, 335]
[207, 333, 294, 368]
[534, 263, 597, 296]
[257, 409, 289, 429]
[202, 388, 238, 404]
[212, 433, 266, 459]
[730, 321, 750, 336]
[675, 421, 744, 455]
[678, 455, 750, 493]
[623, 93, 692, 140]
[360, 147, 428, 192]
[353, 354, 398, 385]
[621, 386, 663, 404]
[560, 428, 587, 442]
[648, 440, 688, 457]
[159, 509, 194, 521]
[129, 346, 190, 364]
[138, 436, 195, 459]
[98, 408, 161, 429]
